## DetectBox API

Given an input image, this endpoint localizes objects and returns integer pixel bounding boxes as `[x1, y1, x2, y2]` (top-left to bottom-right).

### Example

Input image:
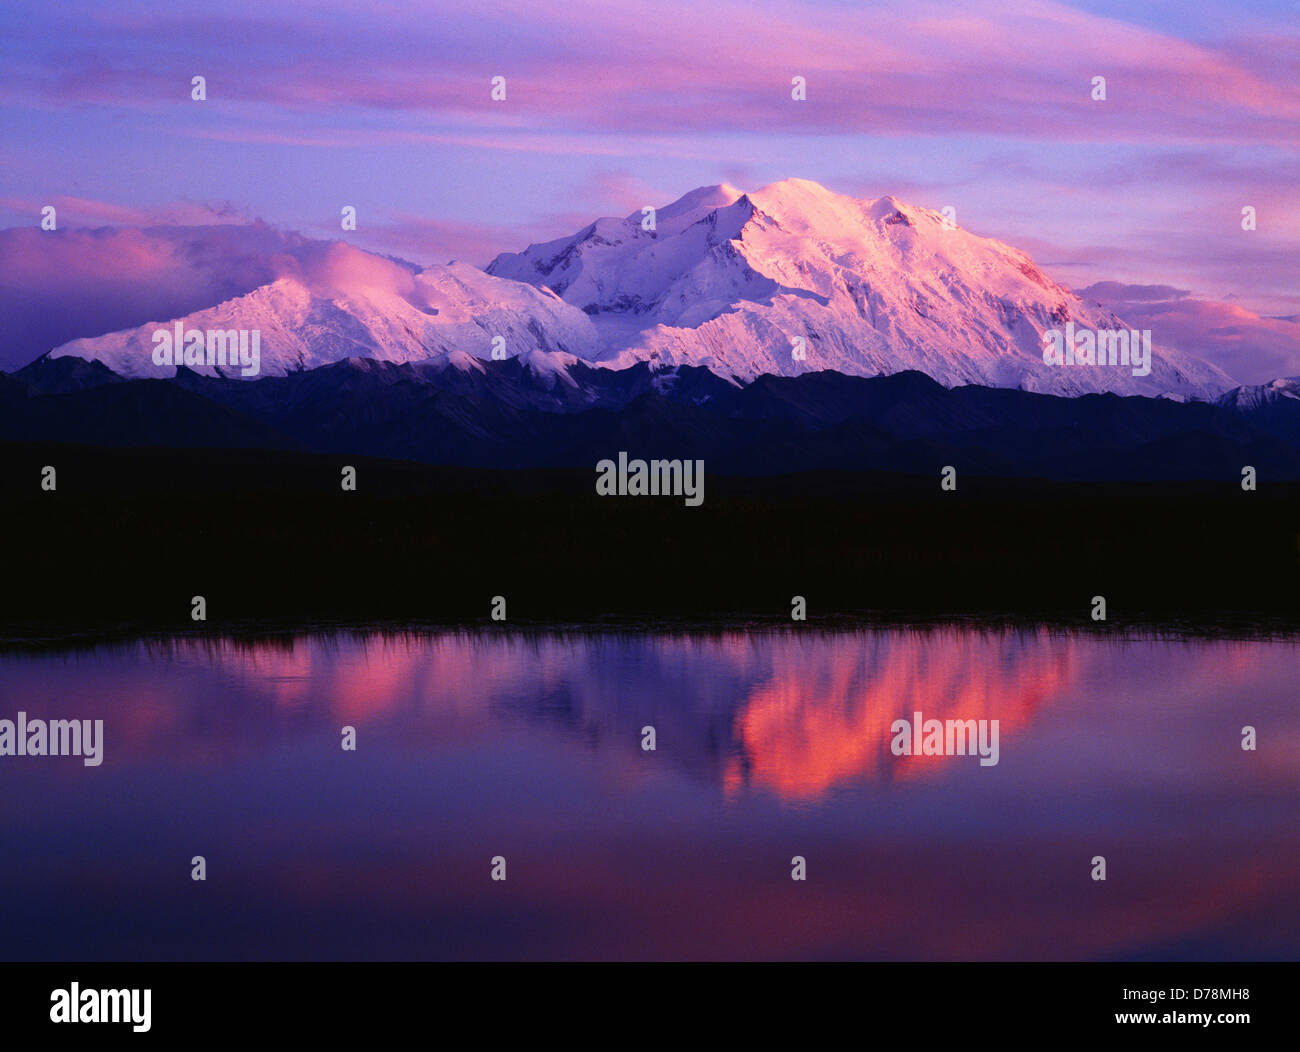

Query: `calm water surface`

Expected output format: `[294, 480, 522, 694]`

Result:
[0, 628, 1296, 960]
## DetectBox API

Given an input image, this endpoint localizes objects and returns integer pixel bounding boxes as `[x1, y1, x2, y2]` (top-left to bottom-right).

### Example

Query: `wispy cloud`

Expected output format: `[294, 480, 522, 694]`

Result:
[1083, 281, 1300, 383]
[5, 0, 1296, 144]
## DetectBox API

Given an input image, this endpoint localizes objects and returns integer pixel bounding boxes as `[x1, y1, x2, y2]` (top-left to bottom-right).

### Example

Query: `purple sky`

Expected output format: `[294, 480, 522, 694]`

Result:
[2, 0, 1298, 377]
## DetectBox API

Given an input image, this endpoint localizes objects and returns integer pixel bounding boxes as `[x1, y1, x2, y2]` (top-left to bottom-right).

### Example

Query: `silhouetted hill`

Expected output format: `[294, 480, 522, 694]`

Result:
[6, 355, 1300, 480]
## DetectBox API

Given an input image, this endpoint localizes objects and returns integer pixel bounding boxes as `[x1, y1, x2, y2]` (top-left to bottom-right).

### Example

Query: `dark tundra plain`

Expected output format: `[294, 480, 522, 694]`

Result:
[1, 442, 1299, 638]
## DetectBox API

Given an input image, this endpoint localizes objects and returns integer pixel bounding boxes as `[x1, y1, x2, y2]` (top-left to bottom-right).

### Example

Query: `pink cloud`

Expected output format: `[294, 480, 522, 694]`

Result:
[9, 0, 1296, 146]
[0, 223, 373, 371]
[1083, 283, 1300, 384]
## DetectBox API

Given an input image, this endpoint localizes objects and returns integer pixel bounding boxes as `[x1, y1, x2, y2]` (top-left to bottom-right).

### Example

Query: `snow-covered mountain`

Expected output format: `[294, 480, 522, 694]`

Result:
[45, 180, 1240, 398]
[1216, 376, 1300, 411]
[48, 248, 598, 379]
[488, 178, 1236, 398]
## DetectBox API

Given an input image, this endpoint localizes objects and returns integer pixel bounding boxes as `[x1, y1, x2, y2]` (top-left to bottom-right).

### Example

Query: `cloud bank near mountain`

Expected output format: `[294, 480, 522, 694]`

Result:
[0, 223, 325, 371]
[1080, 282, 1300, 385]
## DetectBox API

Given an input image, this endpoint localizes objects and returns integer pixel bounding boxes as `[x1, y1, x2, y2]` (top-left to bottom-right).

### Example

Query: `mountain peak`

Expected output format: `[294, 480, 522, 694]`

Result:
[750, 176, 837, 199]
[659, 183, 744, 218]
[747, 177, 852, 217]
[49, 254, 600, 378]
[487, 179, 1236, 399]
[865, 193, 915, 220]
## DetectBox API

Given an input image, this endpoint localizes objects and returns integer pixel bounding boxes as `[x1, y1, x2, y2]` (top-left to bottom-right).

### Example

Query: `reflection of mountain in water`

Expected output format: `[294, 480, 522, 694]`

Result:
[2, 629, 1082, 794]
[5, 629, 1277, 800]
[723, 631, 1075, 799]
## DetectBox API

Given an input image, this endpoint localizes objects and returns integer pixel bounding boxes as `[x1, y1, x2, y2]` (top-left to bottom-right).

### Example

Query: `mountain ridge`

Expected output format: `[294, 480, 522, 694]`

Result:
[9, 353, 1300, 481]
[41, 179, 1241, 399]
[487, 178, 1236, 398]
